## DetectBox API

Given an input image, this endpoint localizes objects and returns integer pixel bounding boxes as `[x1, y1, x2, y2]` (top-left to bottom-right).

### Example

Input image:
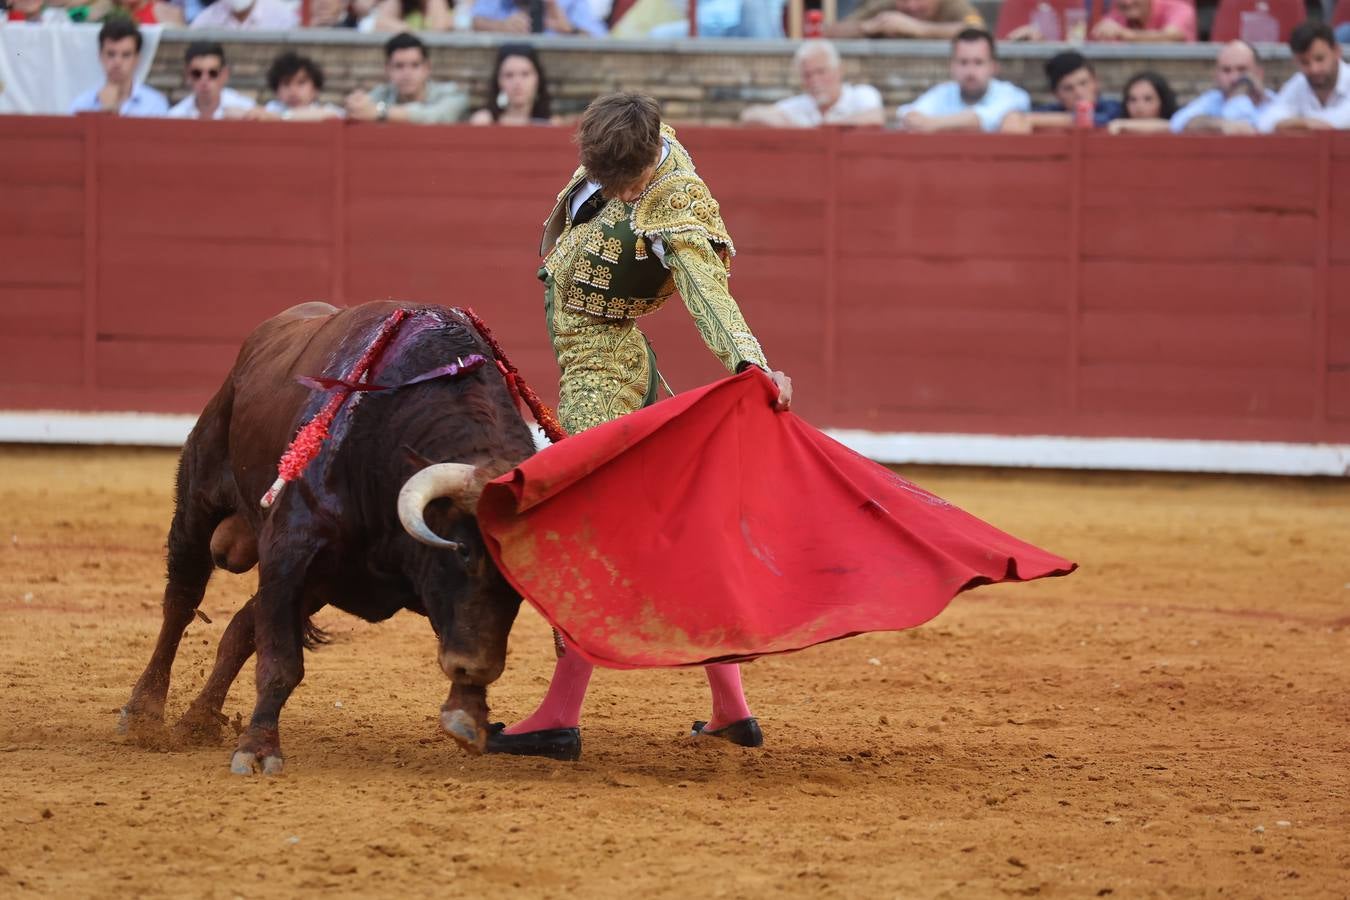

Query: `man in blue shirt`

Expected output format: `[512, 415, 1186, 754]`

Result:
[1002, 50, 1123, 132]
[897, 28, 1029, 132]
[1171, 40, 1275, 134]
[471, 0, 606, 35]
[69, 19, 169, 118]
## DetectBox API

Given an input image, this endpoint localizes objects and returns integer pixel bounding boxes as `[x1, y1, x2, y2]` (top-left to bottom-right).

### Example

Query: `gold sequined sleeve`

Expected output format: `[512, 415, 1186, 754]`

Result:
[664, 232, 770, 373]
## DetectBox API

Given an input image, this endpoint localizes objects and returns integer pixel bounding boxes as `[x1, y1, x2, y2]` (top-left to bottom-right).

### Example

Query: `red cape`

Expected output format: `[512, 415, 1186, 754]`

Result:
[478, 370, 1075, 669]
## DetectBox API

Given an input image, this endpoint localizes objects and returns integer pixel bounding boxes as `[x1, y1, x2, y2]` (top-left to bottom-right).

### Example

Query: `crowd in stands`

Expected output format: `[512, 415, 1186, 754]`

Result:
[7, 0, 1350, 43]
[18, 3, 1350, 132]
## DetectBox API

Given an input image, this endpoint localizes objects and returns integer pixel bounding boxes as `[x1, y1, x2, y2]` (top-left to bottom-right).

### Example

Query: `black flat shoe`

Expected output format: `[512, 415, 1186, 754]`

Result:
[485, 722, 582, 761]
[691, 717, 763, 748]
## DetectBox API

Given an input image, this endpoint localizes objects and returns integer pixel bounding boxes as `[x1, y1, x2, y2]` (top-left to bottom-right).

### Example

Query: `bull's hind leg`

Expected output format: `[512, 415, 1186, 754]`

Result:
[172, 596, 258, 746]
[230, 545, 314, 775]
[120, 461, 222, 747]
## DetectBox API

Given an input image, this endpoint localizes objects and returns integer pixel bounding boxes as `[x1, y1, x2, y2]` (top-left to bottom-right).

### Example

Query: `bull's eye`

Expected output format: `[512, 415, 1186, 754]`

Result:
[455, 544, 473, 568]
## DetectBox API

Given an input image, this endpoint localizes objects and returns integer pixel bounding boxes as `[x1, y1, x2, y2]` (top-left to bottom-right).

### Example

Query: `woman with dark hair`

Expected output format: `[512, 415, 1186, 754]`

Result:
[1108, 71, 1178, 134]
[469, 44, 556, 125]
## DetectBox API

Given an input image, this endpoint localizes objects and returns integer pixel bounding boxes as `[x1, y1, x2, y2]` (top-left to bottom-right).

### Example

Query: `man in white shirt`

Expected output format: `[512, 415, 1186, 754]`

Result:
[1170, 40, 1275, 134]
[69, 19, 169, 118]
[189, 0, 300, 29]
[739, 40, 885, 128]
[1259, 21, 1350, 132]
[897, 28, 1029, 132]
[167, 42, 256, 120]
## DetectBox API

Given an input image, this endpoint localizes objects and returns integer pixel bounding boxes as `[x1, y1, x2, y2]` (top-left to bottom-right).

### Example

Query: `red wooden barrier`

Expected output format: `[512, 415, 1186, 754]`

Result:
[1, 116, 1346, 446]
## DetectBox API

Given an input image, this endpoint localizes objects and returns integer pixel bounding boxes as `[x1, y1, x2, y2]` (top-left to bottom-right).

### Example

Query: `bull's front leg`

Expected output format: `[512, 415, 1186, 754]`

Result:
[440, 682, 489, 754]
[230, 552, 311, 776]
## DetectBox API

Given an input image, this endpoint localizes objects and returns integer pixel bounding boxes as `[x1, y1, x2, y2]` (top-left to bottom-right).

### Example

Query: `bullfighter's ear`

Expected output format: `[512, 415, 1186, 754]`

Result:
[401, 445, 437, 471]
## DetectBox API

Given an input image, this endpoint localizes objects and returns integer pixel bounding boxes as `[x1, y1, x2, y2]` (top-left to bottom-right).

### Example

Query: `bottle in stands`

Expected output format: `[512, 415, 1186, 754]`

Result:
[804, 9, 824, 37]
[1074, 99, 1093, 129]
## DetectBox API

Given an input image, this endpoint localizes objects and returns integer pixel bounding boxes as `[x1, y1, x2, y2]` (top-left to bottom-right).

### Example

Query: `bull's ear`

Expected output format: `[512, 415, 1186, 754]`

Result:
[401, 445, 437, 471]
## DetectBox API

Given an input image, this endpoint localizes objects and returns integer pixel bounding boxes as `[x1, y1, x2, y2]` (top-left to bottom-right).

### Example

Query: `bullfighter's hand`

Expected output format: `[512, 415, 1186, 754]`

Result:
[770, 370, 792, 412]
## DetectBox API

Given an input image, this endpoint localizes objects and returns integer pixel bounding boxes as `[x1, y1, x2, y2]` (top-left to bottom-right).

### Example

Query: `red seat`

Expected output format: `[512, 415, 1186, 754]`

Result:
[1209, 0, 1305, 42]
[1333, 0, 1350, 26]
[995, 0, 1097, 39]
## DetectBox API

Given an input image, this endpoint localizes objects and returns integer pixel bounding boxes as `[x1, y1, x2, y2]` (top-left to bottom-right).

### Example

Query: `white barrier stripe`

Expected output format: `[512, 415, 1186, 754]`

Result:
[1, 411, 1346, 477]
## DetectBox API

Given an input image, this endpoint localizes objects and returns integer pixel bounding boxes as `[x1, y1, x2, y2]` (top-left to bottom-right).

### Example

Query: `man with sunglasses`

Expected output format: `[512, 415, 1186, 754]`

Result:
[168, 41, 256, 121]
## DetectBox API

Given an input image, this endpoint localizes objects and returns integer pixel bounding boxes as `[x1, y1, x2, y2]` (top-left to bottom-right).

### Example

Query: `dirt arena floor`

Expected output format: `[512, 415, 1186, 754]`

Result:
[0, 446, 1346, 899]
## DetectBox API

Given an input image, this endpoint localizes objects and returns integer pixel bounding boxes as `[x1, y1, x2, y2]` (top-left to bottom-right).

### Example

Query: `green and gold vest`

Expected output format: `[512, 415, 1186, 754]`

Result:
[539, 125, 735, 320]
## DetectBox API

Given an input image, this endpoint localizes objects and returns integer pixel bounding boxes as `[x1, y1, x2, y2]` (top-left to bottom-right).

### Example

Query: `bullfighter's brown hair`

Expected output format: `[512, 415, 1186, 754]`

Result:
[575, 92, 663, 196]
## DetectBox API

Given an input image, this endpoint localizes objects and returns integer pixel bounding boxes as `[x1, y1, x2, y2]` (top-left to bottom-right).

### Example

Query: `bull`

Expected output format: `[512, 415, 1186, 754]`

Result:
[118, 301, 536, 774]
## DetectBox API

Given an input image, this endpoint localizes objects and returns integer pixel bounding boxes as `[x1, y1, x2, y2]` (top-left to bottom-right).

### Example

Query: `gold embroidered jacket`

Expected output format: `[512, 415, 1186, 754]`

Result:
[539, 125, 769, 374]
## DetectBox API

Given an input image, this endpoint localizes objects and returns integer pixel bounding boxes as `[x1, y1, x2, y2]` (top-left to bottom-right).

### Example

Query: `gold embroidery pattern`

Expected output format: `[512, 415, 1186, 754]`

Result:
[597, 237, 623, 265]
[631, 171, 735, 263]
[665, 232, 769, 372]
[589, 264, 612, 290]
[549, 285, 654, 435]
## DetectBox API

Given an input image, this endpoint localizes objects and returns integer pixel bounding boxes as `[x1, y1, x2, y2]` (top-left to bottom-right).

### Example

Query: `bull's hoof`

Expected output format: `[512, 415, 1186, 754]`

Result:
[171, 705, 227, 747]
[118, 707, 171, 750]
[440, 708, 486, 755]
[230, 750, 285, 776]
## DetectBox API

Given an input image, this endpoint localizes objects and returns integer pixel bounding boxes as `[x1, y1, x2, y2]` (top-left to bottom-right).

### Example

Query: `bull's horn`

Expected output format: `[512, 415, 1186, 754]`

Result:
[397, 463, 479, 549]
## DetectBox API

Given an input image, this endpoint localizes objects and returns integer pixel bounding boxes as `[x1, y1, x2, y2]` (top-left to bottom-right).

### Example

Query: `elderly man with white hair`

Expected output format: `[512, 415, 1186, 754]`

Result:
[740, 41, 885, 127]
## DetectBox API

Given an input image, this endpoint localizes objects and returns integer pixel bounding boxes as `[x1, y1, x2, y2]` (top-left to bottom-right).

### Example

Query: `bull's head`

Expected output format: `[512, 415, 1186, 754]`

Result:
[396, 460, 520, 754]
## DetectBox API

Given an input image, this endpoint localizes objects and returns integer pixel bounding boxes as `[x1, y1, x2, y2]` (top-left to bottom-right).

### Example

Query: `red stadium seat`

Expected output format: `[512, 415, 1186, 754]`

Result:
[995, 0, 1097, 39]
[1209, 0, 1304, 42]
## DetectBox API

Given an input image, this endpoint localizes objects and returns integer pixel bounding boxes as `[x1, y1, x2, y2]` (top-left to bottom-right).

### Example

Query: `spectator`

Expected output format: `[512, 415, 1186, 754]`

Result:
[1259, 21, 1350, 132]
[167, 41, 256, 120]
[896, 28, 1028, 133]
[1002, 51, 1123, 132]
[6, 0, 70, 21]
[739, 40, 884, 127]
[70, 19, 169, 117]
[825, 0, 985, 41]
[190, 0, 299, 28]
[250, 52, 344, 121]
[1170, 40, 1274, 134]
[472, 0, 605, 35]
[1090, 0, 1195, 42]
[95, 0, 185, 25]
[345, 33, 469, 124]
[469, 43, 556, 125]
[372, 0, 453, 31]
[612, 0, 785, 38]
[1106, 71, 1177, 133]
[310, 0, 378, 25]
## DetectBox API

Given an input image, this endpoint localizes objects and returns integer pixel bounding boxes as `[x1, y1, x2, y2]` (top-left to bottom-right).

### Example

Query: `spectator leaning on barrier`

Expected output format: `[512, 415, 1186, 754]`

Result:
[372, 0, 454, 31]
[738, 40, 884, 127]
[70, 19, 169, 117]
[248, 52, 345, 121]
[346, 33, 469, 124]
[1259, 21, 1350, 132]
[1106, 71, 1177, 133]
[469, 43, 556, 125]
[1091, 0, 1195, 43]
[896, 28, 1029, 133]
[1170, 40, 1274, 134]
[189, 0, 299, 28]
[1002, 51, 1123, 133]
[825, 0, 984, 40]
[168, 41, 257, 120]
[95, 0, 186, 25]
[472, 0, 606, 36]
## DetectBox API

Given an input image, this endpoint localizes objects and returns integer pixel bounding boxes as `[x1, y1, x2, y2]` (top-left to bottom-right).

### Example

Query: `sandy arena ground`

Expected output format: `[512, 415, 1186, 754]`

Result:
[0, 446, 1346, 898]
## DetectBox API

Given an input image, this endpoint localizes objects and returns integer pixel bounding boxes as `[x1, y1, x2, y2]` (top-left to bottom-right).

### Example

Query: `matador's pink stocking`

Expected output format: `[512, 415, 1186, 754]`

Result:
[503, 643, 594, 734]
[704, 662, 753, 731]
